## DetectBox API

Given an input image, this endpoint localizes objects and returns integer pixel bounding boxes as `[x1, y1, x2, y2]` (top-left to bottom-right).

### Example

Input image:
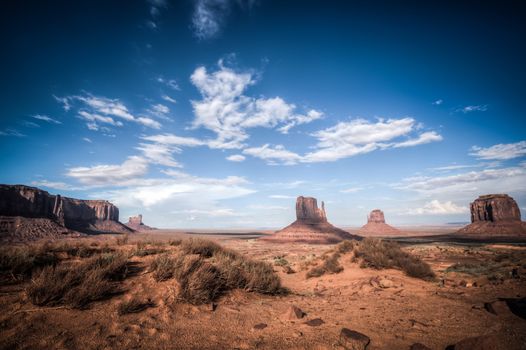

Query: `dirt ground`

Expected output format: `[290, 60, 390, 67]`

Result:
[1, 230, 525, 350]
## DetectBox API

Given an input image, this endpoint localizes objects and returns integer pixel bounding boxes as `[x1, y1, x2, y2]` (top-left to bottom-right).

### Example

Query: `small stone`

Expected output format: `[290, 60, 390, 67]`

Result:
[305, 318, 324, 327]
[339, 328, 370, 350]
[252, 323, 267, 330]
[282, 306, 306, 320]
[282, 265, 296, 274]
[379, 278, 394, 289]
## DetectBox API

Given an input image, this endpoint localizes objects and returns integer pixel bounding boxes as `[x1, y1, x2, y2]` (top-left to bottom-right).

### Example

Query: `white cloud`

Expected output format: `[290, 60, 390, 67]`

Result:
[340, 187, 363, 193]
[458, 105, 488, 113]
[56, 93, 162, 130]
[430, 164, 481, 171]
[269, 195, 295, 199]
[83, 137, 92, 143]
[470, 141, 526, 160]
[30, 180, 80, 191]
[66, 156, 150, 186]
[172, 208, 240, 217]
[432, 99, 443, 105]
[395, 164, 526, 195]
[190, 61, 323, 149]
[0, 129, 26, 137]
[157, 77, 180, 90]
[226, 154, 246, 162]
[136, 143, 182, 168]
[243, 144, 302, 165]
[142, 133, 206, 147]
[192, 0, 230, 39]
[161, 95, 177, 104]
[32, 114, 62, 124]
[406, 200, 468, 215]
[393, 131, 443, 148]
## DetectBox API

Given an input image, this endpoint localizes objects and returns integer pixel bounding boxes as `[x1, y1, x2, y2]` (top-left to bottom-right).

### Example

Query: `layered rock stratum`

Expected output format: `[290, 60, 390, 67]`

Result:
[0, 184, 131, 240]
[358, 209, 400, 236]
[263, 196, 359, 244]
[457, 194, 526, 236]
[125, 214, 156, 231]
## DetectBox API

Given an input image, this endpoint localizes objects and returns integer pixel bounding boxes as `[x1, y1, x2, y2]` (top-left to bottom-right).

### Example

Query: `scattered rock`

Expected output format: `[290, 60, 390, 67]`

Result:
[262, 196, 359, 244]
[379, 278, 394, 289]
[409, 343, 431, 350]
[282, 265, 296, 274]
[282, 306, 306, 320]
[339, 328, 370, 350]
[252, 323, 267, 330]
[305, 318, 324, 327]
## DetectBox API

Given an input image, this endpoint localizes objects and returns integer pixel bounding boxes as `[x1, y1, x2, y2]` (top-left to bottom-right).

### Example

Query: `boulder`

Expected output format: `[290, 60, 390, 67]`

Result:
[262, 196, 359, 244]
[339, 328, 370, 350]
[447, 334, 505, 350]
[457, 194, 526, 236]
[282, 306, 305, 320]
[358, 209, 400, 236]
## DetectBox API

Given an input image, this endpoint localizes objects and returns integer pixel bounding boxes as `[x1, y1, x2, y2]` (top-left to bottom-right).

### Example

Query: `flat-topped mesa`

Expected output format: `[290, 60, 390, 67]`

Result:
[262, 195, 360, 244]
[125, 214, 155, 231]
[458, 194, 526, 237]
[358, 209, 400, 236]
[128, 214, 143, 226]
[367, 209, 385, 224]
[470, 194, 521, 223]
[0, 184, 130, 237]
[296, 196, 327, 223]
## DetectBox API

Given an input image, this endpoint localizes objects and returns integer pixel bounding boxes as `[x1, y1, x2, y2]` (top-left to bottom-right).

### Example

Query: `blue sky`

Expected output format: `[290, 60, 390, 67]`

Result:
[1, 0, 525, 228]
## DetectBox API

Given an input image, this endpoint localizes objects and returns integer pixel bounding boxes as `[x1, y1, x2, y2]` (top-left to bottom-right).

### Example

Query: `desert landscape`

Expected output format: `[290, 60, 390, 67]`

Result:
[1, 185, 526, 349]
[2, 1, 526, 349]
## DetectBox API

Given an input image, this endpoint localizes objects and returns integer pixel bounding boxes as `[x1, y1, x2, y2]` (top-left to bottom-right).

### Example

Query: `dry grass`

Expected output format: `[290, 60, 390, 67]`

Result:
[355, 238, 435, 280]
[306, 252, 344, 278]
[0, 245, 59, 282]
[26, 252, 128, 309]
[118, 297, 155, 315]
[180, 238, 222, 257]
[150, 254, 176, 281]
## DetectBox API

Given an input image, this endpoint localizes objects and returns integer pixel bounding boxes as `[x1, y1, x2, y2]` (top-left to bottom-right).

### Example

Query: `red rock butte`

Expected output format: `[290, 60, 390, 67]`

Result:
[457, 194, 526, 236]
[262, 196, 359, 244]
[358, 209, 400, 236]
[125, 214, 155, 231]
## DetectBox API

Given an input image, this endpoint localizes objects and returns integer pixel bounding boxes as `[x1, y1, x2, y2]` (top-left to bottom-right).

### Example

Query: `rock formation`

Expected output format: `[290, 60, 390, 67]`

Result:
[262, 196, 359, 244]
[457, 194, 526, 236]
[125, 214, 156, 231]
[0, 184, 132, 240]
[358, 209, 400, 236]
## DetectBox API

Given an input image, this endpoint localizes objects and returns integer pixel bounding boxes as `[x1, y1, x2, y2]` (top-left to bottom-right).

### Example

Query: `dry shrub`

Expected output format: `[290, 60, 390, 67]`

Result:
[167, 240, 284, 304]
[180, 238, 221, 257]
[168, 239, 182, 246]
[306, 252, 343, 278]
[336, 240, 355, 254]
[116, 233, 129, 246]
[150, 254, 176, 281]
[118, 297, 155, 315]
[26, 252, 128, 309]
[0, 245, 59, 282]
[355, 238, 435, 280]
[49, 241, 112, 258]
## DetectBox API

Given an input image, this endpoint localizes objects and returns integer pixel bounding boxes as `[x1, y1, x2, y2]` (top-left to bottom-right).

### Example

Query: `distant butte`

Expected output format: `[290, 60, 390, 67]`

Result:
[358, 209, 400, 236]
[262, 196, 360, 244]
[126, 214, 156, 231]
[457, 194, 526, 236]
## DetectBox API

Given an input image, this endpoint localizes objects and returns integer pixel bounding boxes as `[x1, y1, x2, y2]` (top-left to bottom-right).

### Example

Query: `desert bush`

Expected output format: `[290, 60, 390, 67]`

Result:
[26, 252, 128, 308]
[336, 240, 355, 254]
[355, 238, 435, 280]
[118, 297, 155, 315]
[134, 247, 165, 257]
[273, 256, 289, 266]
[150, 254, 176, 281]
[168, 239, 182, 246]
[180, 238, 222, 257]
[116, 233, 129, 246]
[306, 252, 343, 278]
[178, 260, 223, 304]
[0, 245, 59, 282]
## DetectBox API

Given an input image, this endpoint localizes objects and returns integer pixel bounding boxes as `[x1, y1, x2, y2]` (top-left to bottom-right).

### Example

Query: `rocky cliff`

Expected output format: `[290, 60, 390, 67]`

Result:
[458, 194, 526, 236]
[0, 184, 131, 238]
[125, 214, 155, 231]
[263, 196, 359, 244]
[358, 209, 400, 236]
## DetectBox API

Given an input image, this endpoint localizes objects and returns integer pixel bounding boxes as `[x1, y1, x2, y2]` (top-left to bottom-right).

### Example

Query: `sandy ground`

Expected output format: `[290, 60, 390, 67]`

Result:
[1, 229, 525, 350]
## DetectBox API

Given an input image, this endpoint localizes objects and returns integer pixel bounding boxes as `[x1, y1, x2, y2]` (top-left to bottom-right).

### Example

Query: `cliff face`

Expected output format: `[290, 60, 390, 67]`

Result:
[296, 196, 327, 223]
[367, 209, 386, 224]
[470, 194, 521, 223]
[0, 184, 128, 235]
[458, 194, 526, 236]
[358, 209, 400, 236]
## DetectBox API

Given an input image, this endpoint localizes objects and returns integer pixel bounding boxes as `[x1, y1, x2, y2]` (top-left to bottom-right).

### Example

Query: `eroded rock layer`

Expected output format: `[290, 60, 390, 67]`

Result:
[125, 214, 156, 231]
[458, 194, 526, 236]
[358, 209, 400, 236]
[0, 184, 131, 239]
[263, 196, 359, 244]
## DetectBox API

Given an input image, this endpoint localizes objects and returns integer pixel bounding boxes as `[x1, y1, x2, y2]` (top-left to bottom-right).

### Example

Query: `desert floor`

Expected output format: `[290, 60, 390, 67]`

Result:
[1, 229, 525, 350]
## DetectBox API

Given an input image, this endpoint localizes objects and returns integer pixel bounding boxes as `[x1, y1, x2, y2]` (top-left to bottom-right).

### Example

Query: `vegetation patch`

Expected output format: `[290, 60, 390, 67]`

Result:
[306, 252, 344, 278]
[0, 245, 59, 282]
[118, 297, 155, 315]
